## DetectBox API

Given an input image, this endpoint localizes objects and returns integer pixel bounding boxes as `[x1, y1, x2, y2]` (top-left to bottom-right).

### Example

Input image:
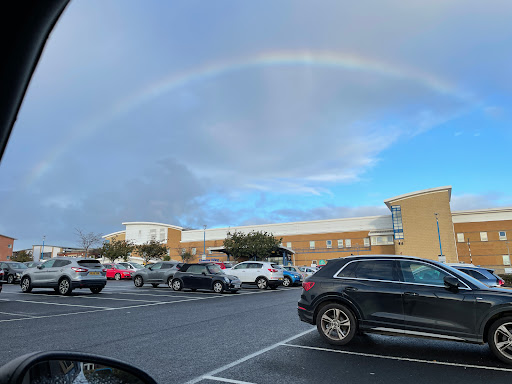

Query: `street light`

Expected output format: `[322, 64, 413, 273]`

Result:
[203, 224, 207, 260]
[40, 235, 46, 261]
[434, 213, 444, 262]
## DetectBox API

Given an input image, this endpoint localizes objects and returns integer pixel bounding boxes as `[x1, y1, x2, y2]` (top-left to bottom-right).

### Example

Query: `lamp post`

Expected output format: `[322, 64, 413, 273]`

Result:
[434, 213, 444, 261]
[40, 235, 46, 261]
[203, 224, 207, 260]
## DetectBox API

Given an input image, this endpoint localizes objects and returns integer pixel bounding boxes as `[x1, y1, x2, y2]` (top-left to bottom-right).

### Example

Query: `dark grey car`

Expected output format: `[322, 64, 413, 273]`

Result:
[1, 262, 28, 284]
[298, 255, 512, 365]
[451, 264, 505, 287]
[133, 261, 181, 288]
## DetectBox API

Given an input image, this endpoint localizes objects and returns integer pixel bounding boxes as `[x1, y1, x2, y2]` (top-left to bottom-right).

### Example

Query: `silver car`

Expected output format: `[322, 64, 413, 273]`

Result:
[133, 261, 181, 288]
[20, 257, 107, 295]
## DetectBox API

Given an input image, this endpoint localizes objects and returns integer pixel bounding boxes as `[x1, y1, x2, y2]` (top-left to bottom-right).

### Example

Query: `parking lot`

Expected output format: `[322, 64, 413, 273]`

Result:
[1, 281, 512, 383]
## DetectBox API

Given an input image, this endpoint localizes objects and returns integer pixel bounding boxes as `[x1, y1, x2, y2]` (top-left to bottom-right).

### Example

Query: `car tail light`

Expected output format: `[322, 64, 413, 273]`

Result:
[268, 269, 278, 273]
[302, 282, 315, 291]
[71, 267, 88, 273]
[498, 279, 505, 286]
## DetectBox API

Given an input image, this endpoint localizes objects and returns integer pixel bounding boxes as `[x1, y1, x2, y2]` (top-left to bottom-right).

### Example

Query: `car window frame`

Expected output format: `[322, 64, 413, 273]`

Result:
[334, 258, 472, 290]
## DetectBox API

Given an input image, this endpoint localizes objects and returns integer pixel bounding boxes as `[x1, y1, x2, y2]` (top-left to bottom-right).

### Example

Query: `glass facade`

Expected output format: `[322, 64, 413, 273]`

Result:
[391, 205, 404, 240]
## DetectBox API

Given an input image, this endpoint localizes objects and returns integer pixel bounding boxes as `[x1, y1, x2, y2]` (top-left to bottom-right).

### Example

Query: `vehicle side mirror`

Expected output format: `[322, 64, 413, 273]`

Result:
[37, 265, 43, 269]
[444, 276, 460, 292]
[148, 266, 152, 270]
[0, 351, 157, 384]
[202, 271, 207, 275]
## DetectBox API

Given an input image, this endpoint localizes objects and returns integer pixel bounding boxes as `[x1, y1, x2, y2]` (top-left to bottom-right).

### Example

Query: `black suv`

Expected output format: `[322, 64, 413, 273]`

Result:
[298, 255, 512, 364]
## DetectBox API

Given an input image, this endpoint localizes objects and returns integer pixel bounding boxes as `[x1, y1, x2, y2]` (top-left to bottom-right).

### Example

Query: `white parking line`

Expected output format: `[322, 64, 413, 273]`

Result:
[0, 311, 39, 318]
[0, 298, 108, 309]
[1, 292, 160, 303]
[283, 344, 512, 373]
[184, 328, 316, 384]
[203, 376, 256, 384]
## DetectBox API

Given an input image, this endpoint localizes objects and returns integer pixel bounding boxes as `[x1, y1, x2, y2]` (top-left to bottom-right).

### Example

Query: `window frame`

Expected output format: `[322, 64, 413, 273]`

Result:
[456, 233, 464, 243]
[499, 231, 507, 241]
[326, 240, 332, 249]
[309, 241, 315, 250]
[480, 232, 488, 242]
[333, 258, 471, 290]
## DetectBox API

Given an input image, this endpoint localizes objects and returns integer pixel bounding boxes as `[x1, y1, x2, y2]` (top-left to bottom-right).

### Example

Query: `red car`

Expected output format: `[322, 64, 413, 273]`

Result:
[103, 263, 133, 280]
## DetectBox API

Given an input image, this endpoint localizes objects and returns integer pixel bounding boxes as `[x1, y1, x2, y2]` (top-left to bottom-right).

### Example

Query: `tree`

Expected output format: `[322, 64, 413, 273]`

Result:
[100, 239, 134, 263]
[181, 250, 194, 263]
[11, 250, 33, 262]
[75, 228, 103, 258]
[223, 231, 282, 261]
[136, 240, 168, 264]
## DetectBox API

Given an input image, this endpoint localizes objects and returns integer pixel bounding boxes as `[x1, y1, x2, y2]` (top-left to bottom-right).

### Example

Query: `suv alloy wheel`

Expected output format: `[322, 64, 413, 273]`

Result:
[317, 303, 357, 345]
[488, 317, 512, 364]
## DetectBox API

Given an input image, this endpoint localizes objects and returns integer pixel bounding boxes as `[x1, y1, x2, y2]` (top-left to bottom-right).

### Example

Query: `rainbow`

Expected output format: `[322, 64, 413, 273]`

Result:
[23, 50, 469, 187]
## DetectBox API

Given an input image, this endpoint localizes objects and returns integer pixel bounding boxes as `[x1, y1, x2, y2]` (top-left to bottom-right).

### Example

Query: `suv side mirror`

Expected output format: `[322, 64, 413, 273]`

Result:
[37, 265, 43, 269]
[444, 276, 460, 292]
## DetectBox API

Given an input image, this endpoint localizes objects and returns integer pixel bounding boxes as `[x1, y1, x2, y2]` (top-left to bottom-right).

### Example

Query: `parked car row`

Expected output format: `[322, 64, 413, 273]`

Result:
[2, 256, 312, 296]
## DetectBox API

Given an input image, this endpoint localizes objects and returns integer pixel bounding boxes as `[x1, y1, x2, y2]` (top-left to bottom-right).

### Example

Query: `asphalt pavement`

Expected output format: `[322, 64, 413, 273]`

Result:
[0, 281, 511, 383]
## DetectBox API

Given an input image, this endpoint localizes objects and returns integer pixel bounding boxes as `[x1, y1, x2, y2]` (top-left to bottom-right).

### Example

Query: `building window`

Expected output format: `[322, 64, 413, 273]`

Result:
[309, 241, 315, 249]
[456, 233, 464, 243]
[326, 240, 332, 249]
[150, 229, 157, 240]
[286, 242, 292, 248]
[7, 244, 12, 248]
[181, 248, 186, 255]
[208, 249, 212, 254]
[480, 232, 488, 242]
[6, 255, 9, 260]
[160, 228, 165, 241]
[192, 248, 196, 255]
[337, 240, 343, 248]
[364, 238, 370, 247]
[499, 231, 507, 241]
[346, 239, 352, 248]
[391, 205, 404, 240]
[370, 236, 394, 245]
[504, 255, 511, 266]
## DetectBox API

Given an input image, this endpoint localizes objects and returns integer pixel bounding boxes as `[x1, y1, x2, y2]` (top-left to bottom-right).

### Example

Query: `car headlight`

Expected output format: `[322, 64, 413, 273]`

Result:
[16, 273, 21, 277]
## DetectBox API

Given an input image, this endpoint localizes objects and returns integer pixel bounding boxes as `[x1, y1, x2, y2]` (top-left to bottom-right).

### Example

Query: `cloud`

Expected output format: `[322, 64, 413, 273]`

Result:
[451, 192, 512, 211]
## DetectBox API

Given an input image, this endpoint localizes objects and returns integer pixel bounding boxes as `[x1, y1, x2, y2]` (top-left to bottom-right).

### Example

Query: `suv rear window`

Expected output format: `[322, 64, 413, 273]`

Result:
[78, 260, 102, 268]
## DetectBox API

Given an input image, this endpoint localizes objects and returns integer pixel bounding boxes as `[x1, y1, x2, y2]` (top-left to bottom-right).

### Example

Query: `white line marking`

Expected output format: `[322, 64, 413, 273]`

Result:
[1, 292, 160, 303]
[184, 328, 316, 384]
[0, 285, 299, 323]
[283, 344, 512, 372]
[0, 311, 38, 318]
[0, 298, 108, 309]
[203, 376, 256, 384]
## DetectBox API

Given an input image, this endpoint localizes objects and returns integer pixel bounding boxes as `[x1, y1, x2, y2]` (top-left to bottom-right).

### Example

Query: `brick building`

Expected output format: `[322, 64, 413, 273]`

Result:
[0, 234, 15, 261]
[104, 186, 512, 273]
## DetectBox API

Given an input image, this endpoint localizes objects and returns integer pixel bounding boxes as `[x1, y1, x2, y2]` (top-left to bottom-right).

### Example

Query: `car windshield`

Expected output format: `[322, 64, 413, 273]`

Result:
[208, 265, 223, 274]
[2, 2, 512, 382]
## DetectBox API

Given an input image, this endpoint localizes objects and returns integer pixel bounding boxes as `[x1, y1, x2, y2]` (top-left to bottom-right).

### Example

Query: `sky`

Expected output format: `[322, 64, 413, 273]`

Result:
[1, 0, 512, 250]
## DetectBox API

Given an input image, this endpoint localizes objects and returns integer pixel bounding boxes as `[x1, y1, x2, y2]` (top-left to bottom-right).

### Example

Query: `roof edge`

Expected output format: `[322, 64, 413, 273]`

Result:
[384, 186, 452, 208]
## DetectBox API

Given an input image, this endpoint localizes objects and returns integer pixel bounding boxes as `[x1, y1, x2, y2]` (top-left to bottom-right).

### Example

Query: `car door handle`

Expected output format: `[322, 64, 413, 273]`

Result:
[344, 287, 358, 292]
[404, 292, 419, 296]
